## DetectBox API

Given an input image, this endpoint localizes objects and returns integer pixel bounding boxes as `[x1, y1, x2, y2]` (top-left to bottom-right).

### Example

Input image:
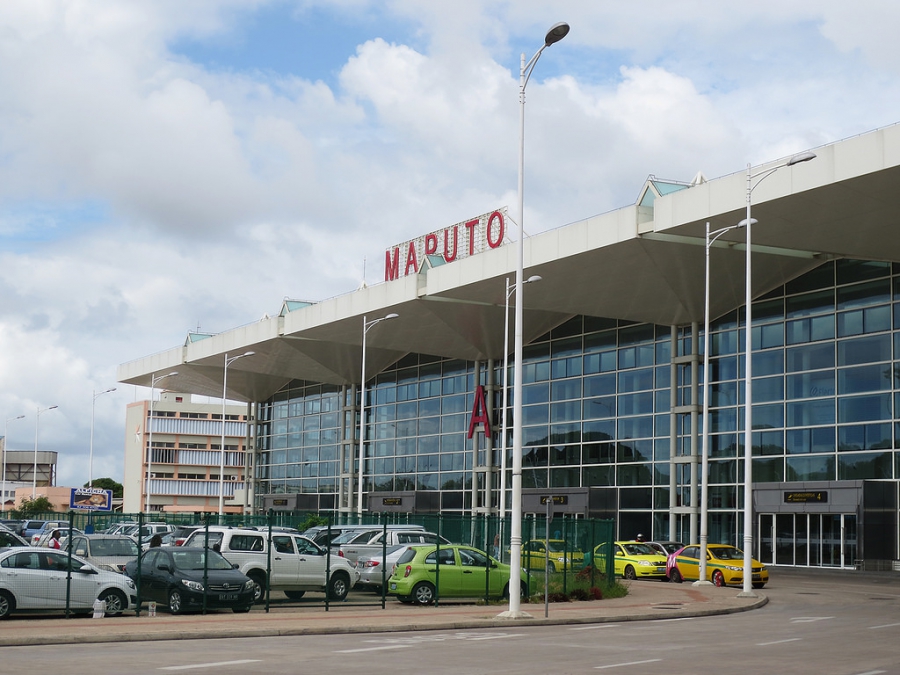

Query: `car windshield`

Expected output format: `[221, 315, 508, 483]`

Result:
[622, 543, 657, 556]
[545, 541, 570, 553]
[332, 530, 374, 545]
[92, 538, 139, 556]
[711, 547, 743, 560]
[171, 550, 234, 571]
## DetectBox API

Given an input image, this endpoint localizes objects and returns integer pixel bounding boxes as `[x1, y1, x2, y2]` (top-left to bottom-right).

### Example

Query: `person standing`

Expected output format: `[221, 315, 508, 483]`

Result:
[48, 530, 61, 549]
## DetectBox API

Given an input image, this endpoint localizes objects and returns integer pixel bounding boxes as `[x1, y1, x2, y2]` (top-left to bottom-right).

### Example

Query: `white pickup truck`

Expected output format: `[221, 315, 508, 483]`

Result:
[331, 529, 450, 564]
[183, 527, 359, 602]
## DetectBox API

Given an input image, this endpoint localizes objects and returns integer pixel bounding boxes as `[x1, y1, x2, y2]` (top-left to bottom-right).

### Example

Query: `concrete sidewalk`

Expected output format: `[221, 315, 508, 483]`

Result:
[0, 582, 767, 647]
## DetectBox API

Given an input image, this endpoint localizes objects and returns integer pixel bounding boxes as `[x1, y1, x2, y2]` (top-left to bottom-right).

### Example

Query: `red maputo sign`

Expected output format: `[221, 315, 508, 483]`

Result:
[385, 208, 508, 282]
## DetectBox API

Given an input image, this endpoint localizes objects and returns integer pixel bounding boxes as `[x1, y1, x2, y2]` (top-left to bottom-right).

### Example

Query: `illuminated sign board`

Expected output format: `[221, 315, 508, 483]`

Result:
[385, 208, 508, 281]
[784, 491, 828, 503]
[540, 495, 569, 505]
[382, 497, 403, 506]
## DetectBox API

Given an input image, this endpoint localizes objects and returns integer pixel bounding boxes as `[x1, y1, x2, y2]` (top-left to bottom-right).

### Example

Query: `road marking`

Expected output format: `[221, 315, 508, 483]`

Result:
[570, 624, 620, 630]
[465, 633, 527, 640]
[869, 622, 900, 629]
[790, 616, 833, 623]
[657, 617, 696, 622]
[336, 645, 413, 653]
[757, 638, 802, 646]
[854, 671, 886, 675]
[595, 659, 662, 669]
[159, 660, 261, 671]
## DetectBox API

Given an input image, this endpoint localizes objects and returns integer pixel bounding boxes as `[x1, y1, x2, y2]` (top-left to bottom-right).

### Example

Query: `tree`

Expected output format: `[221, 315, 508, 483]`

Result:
[12, 496, 54, 517]
[84, 477, 123, 499]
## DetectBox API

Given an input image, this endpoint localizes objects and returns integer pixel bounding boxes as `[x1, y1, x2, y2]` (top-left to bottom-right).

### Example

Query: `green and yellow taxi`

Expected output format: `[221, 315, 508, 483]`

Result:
[516, 539, 585, 572]
[666, 544, 768, 588]
[593, 541, 668, 580]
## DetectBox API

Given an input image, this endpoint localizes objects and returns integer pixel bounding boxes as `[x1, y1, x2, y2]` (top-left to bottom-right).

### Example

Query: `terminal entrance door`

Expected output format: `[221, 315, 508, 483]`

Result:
[758, 513, 857, 568]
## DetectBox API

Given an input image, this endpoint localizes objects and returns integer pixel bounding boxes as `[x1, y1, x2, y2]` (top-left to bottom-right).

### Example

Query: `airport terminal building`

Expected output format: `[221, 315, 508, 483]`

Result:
[119, 125, 900, 570]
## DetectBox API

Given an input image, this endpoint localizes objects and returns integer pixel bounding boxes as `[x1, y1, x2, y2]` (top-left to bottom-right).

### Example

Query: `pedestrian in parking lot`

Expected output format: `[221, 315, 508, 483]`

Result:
[48, 530, 61, 549]
[493, 533, 500, 558]
[149, 534, 162, 548]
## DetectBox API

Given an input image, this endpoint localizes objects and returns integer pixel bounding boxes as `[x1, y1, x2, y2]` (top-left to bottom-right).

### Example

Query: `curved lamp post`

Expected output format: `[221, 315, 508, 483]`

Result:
[146, 371, 177, 513]
[357, 313, 399, 516]
[32, 405, 58, 498]
[2, 414, 25, 511]
[219, 351, 255, 517]
[696, 221, 746, 585]
[739, 150, 815, 596]
[503, 21, 569, 619]
[90, 388, 116, 487]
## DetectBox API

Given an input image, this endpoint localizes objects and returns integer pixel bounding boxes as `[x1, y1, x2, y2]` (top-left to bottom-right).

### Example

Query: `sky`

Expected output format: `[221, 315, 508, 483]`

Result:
[2, 0, 900, 490]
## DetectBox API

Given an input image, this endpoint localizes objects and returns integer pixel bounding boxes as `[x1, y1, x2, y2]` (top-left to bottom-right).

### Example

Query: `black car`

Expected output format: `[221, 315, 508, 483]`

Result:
[125, 547, 254, 614]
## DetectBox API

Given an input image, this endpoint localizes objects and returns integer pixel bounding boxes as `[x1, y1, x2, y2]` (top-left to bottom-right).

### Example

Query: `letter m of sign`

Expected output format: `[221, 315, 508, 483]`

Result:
[384, 248, 400, 281]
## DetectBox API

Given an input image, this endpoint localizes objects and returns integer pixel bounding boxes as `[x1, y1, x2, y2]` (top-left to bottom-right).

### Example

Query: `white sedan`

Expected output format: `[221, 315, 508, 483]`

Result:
[0, 546, 135, 619]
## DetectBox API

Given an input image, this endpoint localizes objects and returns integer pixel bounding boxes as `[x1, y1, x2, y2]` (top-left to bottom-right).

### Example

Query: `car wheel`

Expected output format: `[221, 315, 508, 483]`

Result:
[168, 589, 184, 615]
[412, 581, 436, 605]
[623, 565, 637, 580]
[547, 561, 557, 573]
[248, 571, 266, 603]
[0, 590, 14, 619]
[502, 580, 528, 599]
[98, 589, 127, 617]
[284, 590, 306, 600]
[669, 568, 682, 583]
[232, 605, 252, 613]
[753, 582, 766, 589]
[328, 573, 350, 601]
[712, 570, 726, 587]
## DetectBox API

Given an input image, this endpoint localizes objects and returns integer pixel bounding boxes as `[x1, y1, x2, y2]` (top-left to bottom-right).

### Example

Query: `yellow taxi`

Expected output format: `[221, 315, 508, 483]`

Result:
[516, 539, 584, 572]
[666, 544, 768, 588]
[593, 541, 668, 580]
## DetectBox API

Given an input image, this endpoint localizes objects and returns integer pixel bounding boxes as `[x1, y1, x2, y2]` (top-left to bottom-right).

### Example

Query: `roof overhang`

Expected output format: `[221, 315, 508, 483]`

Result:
[118, 124, 900, 401]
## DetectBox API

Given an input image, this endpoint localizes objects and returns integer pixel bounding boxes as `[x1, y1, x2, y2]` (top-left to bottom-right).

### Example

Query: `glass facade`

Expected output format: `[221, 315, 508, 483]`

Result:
[256, 259, 900, 546]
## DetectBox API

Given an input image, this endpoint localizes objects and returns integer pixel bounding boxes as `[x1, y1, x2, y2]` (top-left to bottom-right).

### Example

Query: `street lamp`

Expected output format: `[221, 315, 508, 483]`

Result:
[504, 21, 569, 619]
[32, 405, 58, 498]
[357, 313, 399, 516]
[696, 221, 746, 585]
[89, 388, 116, 487]
[2, 414, 25, 512]
[499, 275, 542, 523]
[739, 150, 816, 596]
[146, 371, 178, 513]
[220, 351, 255, 517]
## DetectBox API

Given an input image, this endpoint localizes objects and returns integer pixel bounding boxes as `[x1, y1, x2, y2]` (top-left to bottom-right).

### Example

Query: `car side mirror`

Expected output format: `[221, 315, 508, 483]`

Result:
[490, 561, 498, 568]
[75, 549, 86, 556]
[233, 563, 239, 569]
[78, 565, 97, 575]
[157, 563, 171, 572]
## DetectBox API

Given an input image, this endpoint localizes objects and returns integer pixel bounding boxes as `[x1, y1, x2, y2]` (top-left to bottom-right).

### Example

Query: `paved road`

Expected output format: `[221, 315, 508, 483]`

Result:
[5, 569, 900, 674]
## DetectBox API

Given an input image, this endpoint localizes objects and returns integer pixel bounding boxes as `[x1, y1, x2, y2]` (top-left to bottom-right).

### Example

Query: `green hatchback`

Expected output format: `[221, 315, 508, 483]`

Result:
[388, 544, 527, 605]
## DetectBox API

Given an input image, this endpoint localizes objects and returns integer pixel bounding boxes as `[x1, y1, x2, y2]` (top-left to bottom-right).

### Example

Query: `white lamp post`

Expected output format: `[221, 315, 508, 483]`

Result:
[2, 414, 25, 512]
[220, 351, 255, 517]
[357, 313, 399, 516]
[89, 388, 116, 487]
[503, 21, 569, 619]
[696, 221, 745, 585]
[499, 275, 541, 523]
[739, 150, 816, 596]
[146, 371, 178, 514]
[32, 405, 58, 498]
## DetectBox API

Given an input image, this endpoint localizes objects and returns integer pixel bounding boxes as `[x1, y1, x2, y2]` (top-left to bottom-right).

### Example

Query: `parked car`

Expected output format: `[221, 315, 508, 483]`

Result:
[125, 547, 254, 614]
[103, 522, 139, 536]
[515, 539, 585, 572]
[0, 546, 135, 619]
[182, 526, 359, 602]
[34, 527, 84, 548]
[331, 529, 451, 564]
[0, 529, 28, 549]
[356, 544, 408, 592]
[65, 534, 139, 573]
[593, 541, 668, 580]
[169, 525, 203, 546]
[388, 544, 527, 605]
[22, 520, 53, 542]
[122, 523, 175, 542]
[0, 520, 25, 536]
[646, 541, 684, 557]
[666, 544, 768, 588]
[302, 523, 425, 548]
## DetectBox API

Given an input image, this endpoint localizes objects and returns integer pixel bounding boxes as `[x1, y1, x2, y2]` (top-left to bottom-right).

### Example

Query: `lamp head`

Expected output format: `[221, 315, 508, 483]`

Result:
[544, 22, 570, 46]
[787, 151, 816, 166]
[384, 313, 399, 320]
[525, 275, 543, 284]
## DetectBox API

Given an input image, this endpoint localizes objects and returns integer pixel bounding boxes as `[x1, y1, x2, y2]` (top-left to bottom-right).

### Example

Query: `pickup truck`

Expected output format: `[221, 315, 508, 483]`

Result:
[331, 529, 450, 564]
[183, 526, 359, 602]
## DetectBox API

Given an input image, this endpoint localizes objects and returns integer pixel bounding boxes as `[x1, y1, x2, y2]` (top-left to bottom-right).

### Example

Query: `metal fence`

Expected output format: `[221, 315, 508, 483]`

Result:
[10, 511, 615, 616]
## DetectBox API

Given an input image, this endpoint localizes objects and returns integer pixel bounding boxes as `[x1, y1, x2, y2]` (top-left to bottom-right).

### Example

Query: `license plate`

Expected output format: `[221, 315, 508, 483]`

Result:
[752, 574, 761, 580]
[390, 583, 397, 590]
[219, 594, 237, 601]
[657, 567, 665, 573]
